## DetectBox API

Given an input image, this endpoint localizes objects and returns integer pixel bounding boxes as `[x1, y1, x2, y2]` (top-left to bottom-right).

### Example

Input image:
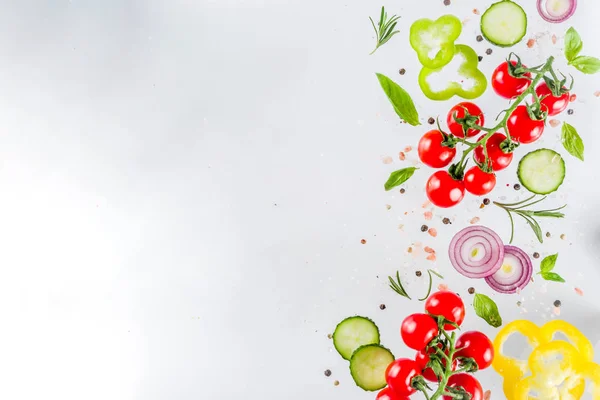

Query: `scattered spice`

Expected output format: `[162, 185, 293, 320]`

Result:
[443, 0, 451, 5]
[421, 224, 429, 232]
[428, 117, 435, 125]
[324, 369, 332, 377]
[549, 119, 560, 127]
[407, 247, 413, 253]
[476, 35, 483, 42]
[327, 333, 333, 339]
[560, 234, 566, 240]
[379, 304, 386, 310]
[567, 109, 574, 115]
[575, 287, 584, 296]
[424, 246, 435, 254]
[385, 204, 391, 210]
[545, 232, 551, 238]
[361, 239, 367, 244]
[382, 156, 393, 164]
[484, 390, 491, 400]
[424, 211, 433, 220]
[527, 38, 536, 48]
[595, 91, 600, 97]
[422, 200, 432, 208]
[404, 146, 413, 152]
[553, 306, 561, 316]
[479, 203, 485, 209]
[570, 94, 577, 102]
[486, 48, 493, 55]
[399, 68, 406, 75]
[400, 188, 406, 194]
[469, 217, 480, 224]
[416, 270, 422, 277]
[478, 55, 483, 62]
[438, 283, 449, 291]
[551, 34, 557, 44]
[517, 301, 522, 307]
[334, 380, 339, 386]
[398, 152, 406, 161]
[468, 287, 475, 294]
[428, 228, 438, 237]
[533, 252, 540, 259]
[473, 8, 480, 15]
[554, 300, 562, 307]
[483, 198, 490, 205]
[442, 217, 451, 225]
[426, 254, 437, 262]
[514, 183, 521, 190]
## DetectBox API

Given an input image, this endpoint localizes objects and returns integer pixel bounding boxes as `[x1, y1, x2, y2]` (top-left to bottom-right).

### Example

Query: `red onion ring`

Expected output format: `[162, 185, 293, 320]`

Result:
[448, 226, 504, 279]
[485, 245, 533, 294]
[537, 0, 577, 23]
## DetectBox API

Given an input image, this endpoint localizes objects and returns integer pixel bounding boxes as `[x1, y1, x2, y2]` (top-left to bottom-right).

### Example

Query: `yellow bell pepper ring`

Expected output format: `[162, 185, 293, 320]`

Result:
[540, 320, 594, 363]
[493, 320, 544, 378]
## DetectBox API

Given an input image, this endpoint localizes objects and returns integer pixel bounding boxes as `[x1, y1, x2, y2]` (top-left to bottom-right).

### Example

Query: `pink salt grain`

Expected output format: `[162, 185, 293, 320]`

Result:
[549, 119, 560, 127]
[382, 156, 393, 164]
[527, 38, 536, 48]
[575, 287, 584, 296]
[473, 8, 480, 15]
[422, 200, 432, 208]
[404, 146, 413, 152]
[594, 91, 600, 97]
[470, 217, 480, 224]
[424, 246, 435, 254]
[553, 306, 561, 316]
[438, 283, 448, 291]
[484, 390, 491, 400]
[399, 152, 406, 161]
[570, 94, 577, 102]
[426, 254, 437, 262]
[424, 211, 433, 220]
[428, 228, 438, 237]
[551, 34, 557, 44]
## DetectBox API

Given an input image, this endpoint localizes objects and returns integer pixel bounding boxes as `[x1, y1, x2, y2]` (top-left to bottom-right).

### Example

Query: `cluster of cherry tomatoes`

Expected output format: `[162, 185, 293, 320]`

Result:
[376, 291, 494, 400]
[418, 59, 571, 208]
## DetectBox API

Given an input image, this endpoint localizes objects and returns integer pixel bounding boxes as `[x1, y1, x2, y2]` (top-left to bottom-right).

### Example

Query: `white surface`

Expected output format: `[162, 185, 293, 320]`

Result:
[0, 1, 599, 399]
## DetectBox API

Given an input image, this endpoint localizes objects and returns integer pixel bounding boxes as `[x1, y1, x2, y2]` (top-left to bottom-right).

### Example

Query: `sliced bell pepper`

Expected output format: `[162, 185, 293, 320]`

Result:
[418, 44, 487, 101]
[409, 15, 462, 68]
[539, 320, 594, 363]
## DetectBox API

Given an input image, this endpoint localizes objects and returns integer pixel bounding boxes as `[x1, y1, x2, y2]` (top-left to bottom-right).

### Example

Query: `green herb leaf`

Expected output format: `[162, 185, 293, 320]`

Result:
[561, 122, 585, 161]
[540, 253, 558, 273]
[569, 56, 600, 74]
[384, 167, 418, 191]
[564, 27, 583, 62]
[542, 272, 566, 283]
[531, 211, 565, 218]
[376, 73, 421, 126]
[473, 293, 502, 328]
[388, 271, 411, 299]
[519, 214, 543, 243]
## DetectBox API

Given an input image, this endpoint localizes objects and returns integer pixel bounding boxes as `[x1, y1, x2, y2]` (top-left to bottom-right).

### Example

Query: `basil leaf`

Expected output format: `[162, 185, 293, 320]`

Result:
[376, 73, 421, 126]
[569, 56, 600, 74]
[473, 293, 502, 328]
[540, 253, 558, 273]
[562, 122, 585, 161]
[384, 167, 418, 191]
[564, 27, 583, 62]
[542, 272, 566, 283]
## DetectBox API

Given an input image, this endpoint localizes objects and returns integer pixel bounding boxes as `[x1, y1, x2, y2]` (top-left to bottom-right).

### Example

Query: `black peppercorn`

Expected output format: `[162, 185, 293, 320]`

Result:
[514, 183, 521, 190]
[483, 198, 490, 205]
[468, 287, 475, 294]
[533, 252, 540, 259]
[443, 0, 451, 5]
[400, 188, 406, 194]
[399, 68, 406, 75]
[486, 48, 493, 55]
[421, 225, 429, 232]
[416, 271, 422, 277]
[442, 217, 451, 225]
[554, 300, 562, 307]
[478, 56, 483, 62]
[428, 117, 435, 125]
[324, 370, 332, 377]
[476, 35, 484, 42]
[379, 304, 386, 310]
[546, 232, 551, 238]
[567, 109, 574, 115]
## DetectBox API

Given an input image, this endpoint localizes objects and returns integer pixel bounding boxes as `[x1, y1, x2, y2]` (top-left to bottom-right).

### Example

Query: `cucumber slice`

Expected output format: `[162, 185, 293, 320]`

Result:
[349, 344, 395, 391]
[333, 316, 380, 360]
[481, 0, 527, 47]
[517, 149, 565, 195]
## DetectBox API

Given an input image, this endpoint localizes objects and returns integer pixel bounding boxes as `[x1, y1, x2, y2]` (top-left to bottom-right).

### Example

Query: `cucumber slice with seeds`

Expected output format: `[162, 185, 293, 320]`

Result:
[481, 0, 527, 47]
[517, 149, 565, 195]
[349, 344, 395, 391]
[333, 316, 380, 360]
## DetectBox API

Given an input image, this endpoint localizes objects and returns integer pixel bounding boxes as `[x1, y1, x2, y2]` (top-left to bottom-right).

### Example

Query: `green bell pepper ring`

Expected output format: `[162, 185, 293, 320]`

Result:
[410, 15, 462, 68]
[418, 44, 487, 101]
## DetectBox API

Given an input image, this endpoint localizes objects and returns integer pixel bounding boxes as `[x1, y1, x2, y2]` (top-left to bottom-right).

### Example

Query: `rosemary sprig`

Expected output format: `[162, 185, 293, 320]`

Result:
[388, 271, 411, 299]
[419, 269, 444, 301]
[494, 195, 566, 243]
[369, 6, 400, 55]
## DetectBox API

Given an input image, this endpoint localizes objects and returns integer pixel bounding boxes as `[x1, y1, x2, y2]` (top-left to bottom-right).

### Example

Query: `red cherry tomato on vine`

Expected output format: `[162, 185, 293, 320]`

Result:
[464, 166, 496, 196]
[506, 105, 546, 144]
[446, 102, 485, 138]
[425, 171, 465, 208]
[473, 133, 514, 171]
[536, 83, 569, 116]
[376, 387, 410, 400]
[491, 61, 532, 99]
[415, 343, 458, 382]
[454, 331, 494, 371]
[443, 373, 483, 400]
[385, 358, 421, 396]
[418, 130, 457, 168]
[400, 313, 438, 350]
[424, 291, 465, 330]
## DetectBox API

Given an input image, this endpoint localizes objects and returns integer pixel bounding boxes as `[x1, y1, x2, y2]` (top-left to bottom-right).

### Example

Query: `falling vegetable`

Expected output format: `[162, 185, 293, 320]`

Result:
[368, 6, 401, 55]
[448, 225, 504, 279]
[481, 0, 527, 47]
[409, 15, 462, 68]
[473, 293, 503, 328]
[484, 246, 533, 294]
[537, 0, 578, 23]
[564, 27, 600, 75]
[538, 253, 566, 283]
[375, 73, 421, 126]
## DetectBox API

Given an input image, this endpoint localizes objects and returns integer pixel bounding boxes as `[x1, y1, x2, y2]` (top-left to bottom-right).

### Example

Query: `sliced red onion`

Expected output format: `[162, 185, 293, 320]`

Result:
[485, 245, 533, 294]
[448, 226, 504, 279]
[537, 0, 577, 23]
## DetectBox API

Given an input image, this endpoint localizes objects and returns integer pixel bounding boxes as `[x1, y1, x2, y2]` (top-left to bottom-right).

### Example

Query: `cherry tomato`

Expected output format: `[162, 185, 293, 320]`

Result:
[536, 83, 569, 116]
[424, 291, 465, 330]
[506, 105, 545, 144]
[376, 387, 410, 400]
[443, 373, 483, 400]
[491, 61, 532, 99]
[454, 331, 494, 371]
[415, 343, 458, 382]
[418, 130, 457, 168]
[385, 358, 421, 396]
[400, 313, 438, 350]
[425, 171, 465, 208]
[446, 102, 485, 138]
[473, 133, 514, 171]
[464, 166, 496, 196]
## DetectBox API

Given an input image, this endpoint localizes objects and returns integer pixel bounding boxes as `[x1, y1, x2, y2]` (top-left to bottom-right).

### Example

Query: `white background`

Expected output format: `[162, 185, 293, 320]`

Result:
[0, 0, 599, 399]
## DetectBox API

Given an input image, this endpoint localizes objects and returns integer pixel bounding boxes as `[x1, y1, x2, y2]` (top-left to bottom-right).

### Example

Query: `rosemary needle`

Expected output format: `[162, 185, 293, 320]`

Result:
[369, 6, 401, 55]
